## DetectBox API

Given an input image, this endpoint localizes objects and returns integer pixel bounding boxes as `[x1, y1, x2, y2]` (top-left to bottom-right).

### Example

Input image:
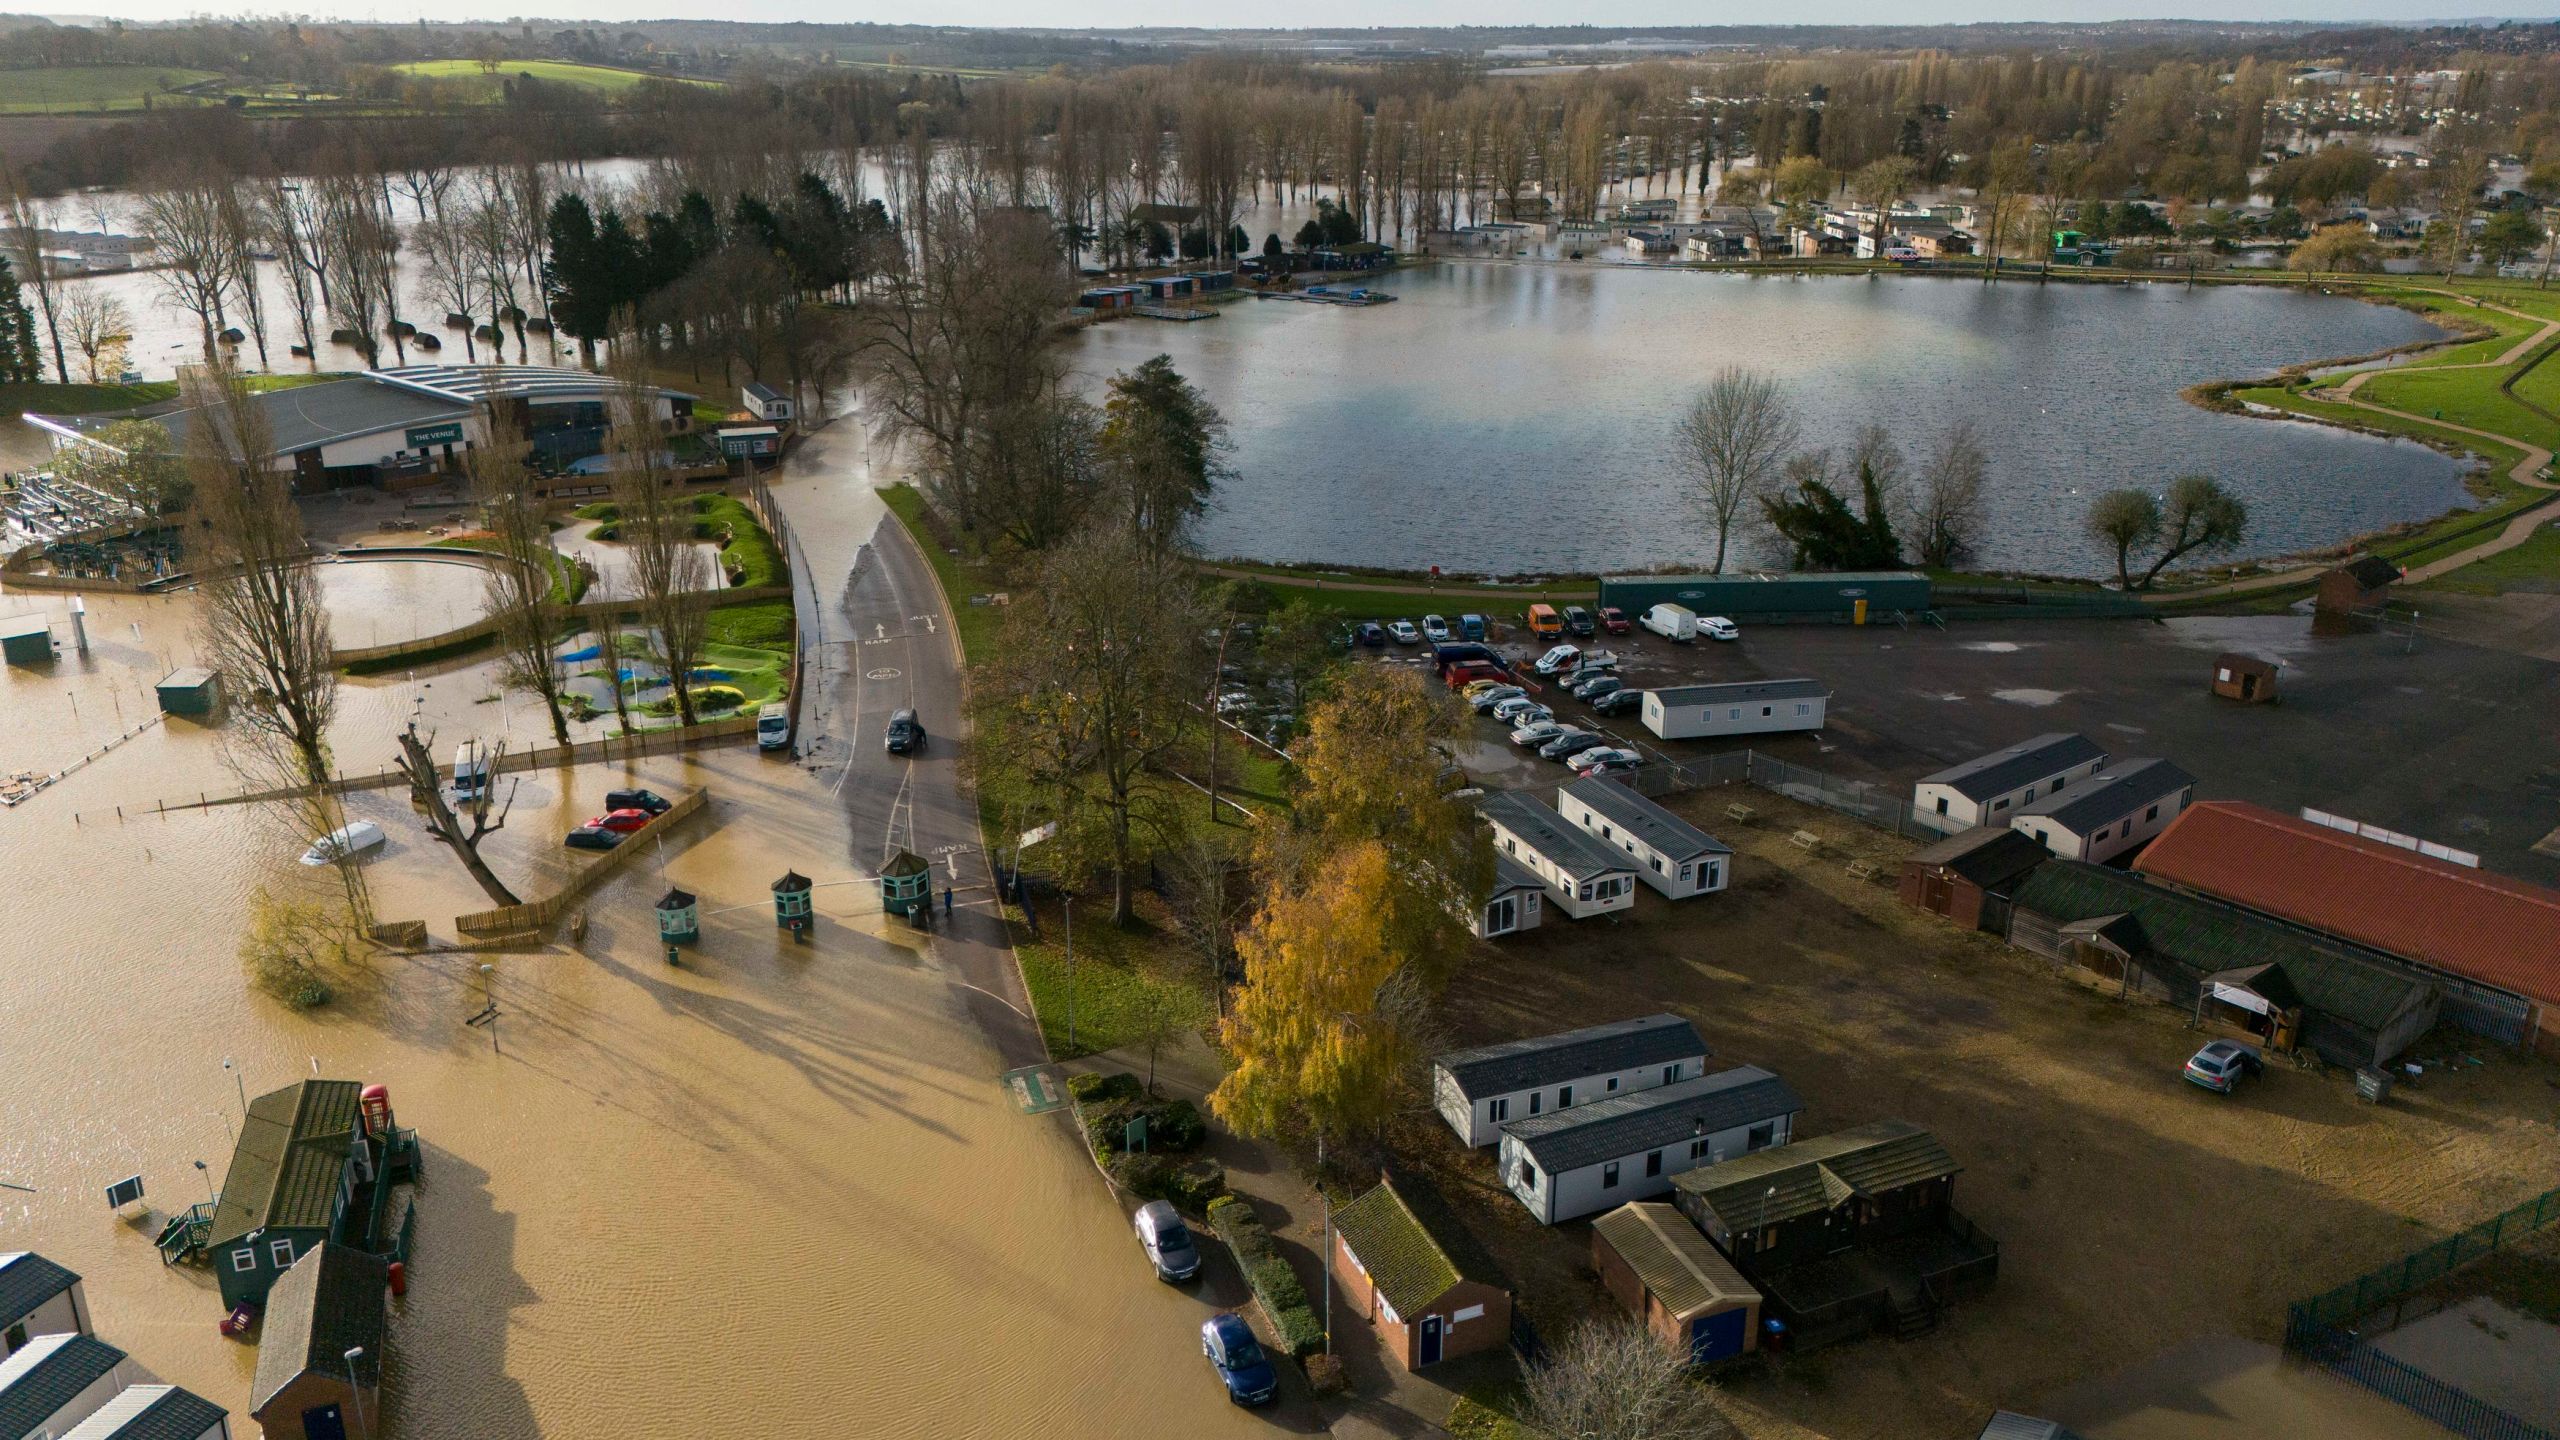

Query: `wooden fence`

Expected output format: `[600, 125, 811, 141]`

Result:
[329, 583, 791, 668]
[456, 784, 713, 937]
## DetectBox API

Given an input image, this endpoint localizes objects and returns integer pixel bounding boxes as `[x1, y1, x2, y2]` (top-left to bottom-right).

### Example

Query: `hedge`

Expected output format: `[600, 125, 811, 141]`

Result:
[1108, 1152, 1227, 1214]
[1207, 1194, 1326, 1359]
[1070, 1071, 1207, 1160]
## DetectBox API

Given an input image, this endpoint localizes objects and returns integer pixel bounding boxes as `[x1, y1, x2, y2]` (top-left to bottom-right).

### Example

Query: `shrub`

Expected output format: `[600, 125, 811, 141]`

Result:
[1069, 1071, 1138, 1103]
[1073, 1072, 1206, 1160]
[1207, 1194, 1326, 1359]
[1303, 1353, 1346, 1398]
[1109, 1152, 1227, 1214]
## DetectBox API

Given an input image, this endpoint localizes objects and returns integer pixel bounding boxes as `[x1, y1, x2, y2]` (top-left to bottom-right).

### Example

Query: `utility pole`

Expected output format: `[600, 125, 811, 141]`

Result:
[1318, 1124, 1333, 1357]
[1064, 893, 1076, 1051]
[1206, 613, 1233, 822]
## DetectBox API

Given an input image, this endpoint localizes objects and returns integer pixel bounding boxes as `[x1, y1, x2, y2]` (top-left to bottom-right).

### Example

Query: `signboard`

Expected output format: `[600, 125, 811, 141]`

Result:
[105, 1174, 145, 1209]
[1018, 821, 1059, 851]
[404, 422, 465, 449]
[1001, 1064, 1067, 1116]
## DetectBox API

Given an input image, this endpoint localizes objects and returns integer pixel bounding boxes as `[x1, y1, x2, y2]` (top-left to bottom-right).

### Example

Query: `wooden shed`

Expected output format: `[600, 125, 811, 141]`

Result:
[157, 668, 222, 718]
[1591, 1201, 1762, 1365]
[1329, 1178, 1511, 1371]
[1900, 827, 2051, 933]
[0, 614, 52, 666]
[2210, 653, 2278, 704]
[2315, 554, 2399, 629]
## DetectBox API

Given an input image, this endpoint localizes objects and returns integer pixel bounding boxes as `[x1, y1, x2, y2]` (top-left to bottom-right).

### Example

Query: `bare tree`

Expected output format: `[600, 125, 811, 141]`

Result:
[605, 363, 712, 724]
[414, 209, 487, 362]
[1673, 367, 1797, 573]
[259, 179, 327, 371]
[1908, 418, 1989, 569]
[60, 288, 130, 384]
[391, 726, 522, 906]
[215, 182, 272, 371]
[586, 573, 637, 735]
[1521, 1318, 1735, 1440]
[0, 163, 68, 382]
[1163, 830, 1249, 1014]
[137, 174, 231, 361]
[469, 403, 574, 743]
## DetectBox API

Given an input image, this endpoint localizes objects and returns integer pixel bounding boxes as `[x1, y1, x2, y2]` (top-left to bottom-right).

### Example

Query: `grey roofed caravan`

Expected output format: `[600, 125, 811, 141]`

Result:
[2014, 758, 2195, 833]
[1436, 1015, 1709, 1103]
[1920, 733, 2105, 803]
[1477, 791, 1632, 884]
[1503, 1066, 1802, 1174]
[1643, 678, 1828, 708]
[0, 1333, 127, 1440]
[0, 1253, 79, 1333]
[55, 1385, 231, 1440]
[1560, 777, 1731, 864]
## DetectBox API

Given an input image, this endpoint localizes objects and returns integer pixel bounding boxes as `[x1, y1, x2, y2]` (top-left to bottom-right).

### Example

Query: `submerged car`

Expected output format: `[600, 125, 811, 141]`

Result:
[604, 788, 672, 816]
[587, 807, 655, 834]
[564, 825, 624, 851]
[2184, 1039, 2265, 1094]
[299, 821, 388, 867]
[1201, 1313, 1279, 1407]
[1133, 1199, 1202, 1283]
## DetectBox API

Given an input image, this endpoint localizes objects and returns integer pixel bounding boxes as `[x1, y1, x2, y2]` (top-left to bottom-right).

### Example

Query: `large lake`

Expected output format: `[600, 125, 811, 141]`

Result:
[1067, 263, 2468, 577]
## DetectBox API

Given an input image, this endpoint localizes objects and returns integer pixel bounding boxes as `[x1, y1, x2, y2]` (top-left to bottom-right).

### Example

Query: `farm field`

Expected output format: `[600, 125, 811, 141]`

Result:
[388, 58, 716, 94]
[0, 64, 221, 112]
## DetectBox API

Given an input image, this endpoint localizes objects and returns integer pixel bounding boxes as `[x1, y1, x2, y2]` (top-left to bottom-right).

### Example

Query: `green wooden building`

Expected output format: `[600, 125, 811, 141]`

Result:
[210, 1080, 419, 1310]
[0, 614, 52, 666]
[155, 668, 220, 717]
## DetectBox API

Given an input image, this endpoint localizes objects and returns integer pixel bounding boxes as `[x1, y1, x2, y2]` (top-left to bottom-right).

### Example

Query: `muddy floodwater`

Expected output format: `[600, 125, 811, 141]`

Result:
[0, 447, 1271, 1438]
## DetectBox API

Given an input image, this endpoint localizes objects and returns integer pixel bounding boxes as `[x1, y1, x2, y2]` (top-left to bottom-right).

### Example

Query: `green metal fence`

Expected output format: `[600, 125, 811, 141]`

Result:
[2286, 1185, 2560, 1340]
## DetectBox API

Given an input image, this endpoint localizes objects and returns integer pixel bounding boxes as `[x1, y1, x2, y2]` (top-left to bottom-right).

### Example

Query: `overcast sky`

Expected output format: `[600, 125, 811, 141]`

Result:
[77, 2, 2560, 28]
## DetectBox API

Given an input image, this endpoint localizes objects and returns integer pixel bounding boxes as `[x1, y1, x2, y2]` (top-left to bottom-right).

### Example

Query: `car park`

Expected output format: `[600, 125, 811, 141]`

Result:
[1564, 605, 1596, 637]
[1459, 613, 1487, 640]
[1387, 619, 1421, 644]
[1511, 720, 1572, 748]
[1460, 677, 1513, 698]
[1572, 675, 1625, 703]
[605, 788, 672, 815]
[564, 825, 623, 851]
[588, 808, 655, 834]
[1201, 1313, 1278, 1407]
[1701, 615, 1740, 642]
[1491, 694, 1546, 722]
[1533, 644, 1581, 675]
[1355, 621, 1387, 649]
[1133, 1199, 1202, 1283]
[1421, 614, 1451, 642]
[1471, 685, 1527, 713]
[1573, 747, 1643, 777]
[1599, 606, 1632, 635]
[1590, 687, 1645, 717]
[1540, 731, 1608, 762]
[886, 708, 926, 754]
[2183, 1040, 2265, 1094]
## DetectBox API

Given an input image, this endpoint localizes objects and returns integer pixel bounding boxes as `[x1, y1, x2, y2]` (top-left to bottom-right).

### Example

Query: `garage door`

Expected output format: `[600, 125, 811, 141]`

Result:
[1689, 1307, 1746, 1364]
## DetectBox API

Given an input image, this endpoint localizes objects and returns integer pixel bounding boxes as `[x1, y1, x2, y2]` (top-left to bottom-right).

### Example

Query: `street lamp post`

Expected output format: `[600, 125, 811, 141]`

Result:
[1318, 1125, 1333, 1357]
[343, 1346, 369, 1438]
[223, 1057, 247, 1117]
[1064, 892, 1076, 1051]
[192, 1160, 214, 1210]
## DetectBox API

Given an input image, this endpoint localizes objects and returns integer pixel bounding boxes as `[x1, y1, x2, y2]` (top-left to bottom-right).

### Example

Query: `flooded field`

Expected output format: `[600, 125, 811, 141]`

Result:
[0, 445, 1275, 1439]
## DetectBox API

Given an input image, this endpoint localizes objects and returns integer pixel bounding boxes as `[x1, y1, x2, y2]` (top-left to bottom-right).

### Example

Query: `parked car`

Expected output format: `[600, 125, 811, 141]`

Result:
[1201, 1313, 1279, 1407]
[1512, 720, 1574, 748]
[1133, 1199, 1202, 1283]
[1460, 677, 1514, 699]
[886, 708, 926, 754]
[587, 808, 655, 834]
[1573, 747, 1644, 777]
[564, 825, 623, 851]
[1533, 644, 1581, 676]
[2184, 1040, 2265, 1094]
[1421, 614, 1452, 643]
[1564, 605, 1596, 637]
[1459, 612, 1488, 640]
[1641, 603, 1699, 642]
[1491, 694, 1546, 722]
[756, 701, 792, 751]
[1386, 619, 1421, 645]
[1216, 686, 1253, 716]
[1540, 731, 1608, 762]
[1701, 615, 1740, 642]
[1470, 685, 1527, 713]
[1447, 662, 1506, 690]
[1599, 606, 1633, 635]
[1572, 675, 1625, 703]
[1590, 688, 1646, 717]
[604, 788, 672, 816]
[1355, 621, 1387, 649]
[1505, 703, 1554, 728]
[1561, 649, 1618, 675]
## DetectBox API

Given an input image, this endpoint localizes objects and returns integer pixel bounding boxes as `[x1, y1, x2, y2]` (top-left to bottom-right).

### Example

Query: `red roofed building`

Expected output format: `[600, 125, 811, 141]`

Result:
[2134, 801, 2560, 1050]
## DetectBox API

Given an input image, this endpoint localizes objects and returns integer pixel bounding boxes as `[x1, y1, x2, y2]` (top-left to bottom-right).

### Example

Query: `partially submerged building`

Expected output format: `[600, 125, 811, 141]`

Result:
[211, 1081, 418, 1309]
[0, 1332, 134, 1440]
[56, 1386, 230, 1440]
[0, 1254, 88, 1356]
[248, 1244, 385, 1440]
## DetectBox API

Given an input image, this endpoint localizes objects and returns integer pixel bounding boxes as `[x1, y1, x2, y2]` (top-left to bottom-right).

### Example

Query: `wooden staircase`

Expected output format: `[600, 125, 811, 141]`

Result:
[1886, 1276, 1941, 1338]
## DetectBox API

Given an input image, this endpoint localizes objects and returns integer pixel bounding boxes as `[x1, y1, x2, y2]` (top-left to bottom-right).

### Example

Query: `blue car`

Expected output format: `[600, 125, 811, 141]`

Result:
[1201, 1313, 1278, 1407]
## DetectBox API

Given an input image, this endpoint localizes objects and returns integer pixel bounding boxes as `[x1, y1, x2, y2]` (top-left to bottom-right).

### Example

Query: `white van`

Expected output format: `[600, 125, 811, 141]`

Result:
[1641, 603, 1698, 642]
[757, 702, 792, 751]
[452, 740, 491, 801]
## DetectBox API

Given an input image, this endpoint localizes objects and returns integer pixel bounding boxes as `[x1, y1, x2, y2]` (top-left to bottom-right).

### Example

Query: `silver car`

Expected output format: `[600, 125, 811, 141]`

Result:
[1134, 1199, 1202, 1282]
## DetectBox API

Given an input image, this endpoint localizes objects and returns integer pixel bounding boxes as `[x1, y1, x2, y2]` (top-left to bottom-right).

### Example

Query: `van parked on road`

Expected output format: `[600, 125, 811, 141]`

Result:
[1641, 603, 1698, 642]
[452, 740, 491, 801]
[1526, 604, 1563, 640]
[757, 702, 793, 751]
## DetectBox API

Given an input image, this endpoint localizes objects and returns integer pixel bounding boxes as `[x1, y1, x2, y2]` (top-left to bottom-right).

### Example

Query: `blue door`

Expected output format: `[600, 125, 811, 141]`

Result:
[1419, 1313, 1444, 1367]
[303, 1402, 349, 1440]
[1690, 1307, 1746, 1363]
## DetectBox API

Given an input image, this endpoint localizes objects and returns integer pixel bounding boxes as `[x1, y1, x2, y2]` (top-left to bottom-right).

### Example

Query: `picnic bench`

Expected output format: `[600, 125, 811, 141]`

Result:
[1846, 859, 1881, 882]
[1725, 802, 1757, 825]
[1789, 829, 1822, 853]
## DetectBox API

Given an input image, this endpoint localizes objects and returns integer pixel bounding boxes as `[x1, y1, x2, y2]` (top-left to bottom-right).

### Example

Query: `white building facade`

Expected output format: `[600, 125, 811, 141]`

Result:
[2011, 758, 2198, 864]
[1498, 1066, 1804, 1224]
[1642, 680, 1828, 741]
[1912, 733, 2108, 836]
[1479, 792, 1637, 920]
[1556, 777, 1731, 899]
[1433, 1015, 1711, 1148]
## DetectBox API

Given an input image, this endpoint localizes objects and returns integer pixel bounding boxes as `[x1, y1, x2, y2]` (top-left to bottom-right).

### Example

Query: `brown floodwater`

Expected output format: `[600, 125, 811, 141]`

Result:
[0, 442, 1274, 1438]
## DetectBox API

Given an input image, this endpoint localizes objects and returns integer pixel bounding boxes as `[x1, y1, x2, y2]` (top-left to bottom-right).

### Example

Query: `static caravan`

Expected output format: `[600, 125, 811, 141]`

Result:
[1557, 777, 1731, 899]
[1478, 792, 1636, 920]
[740, 382, 796, 424]
[1641, 680, 1828, 742]
[1911, 733, 2107, 836]
[1433, 1014, 1711, 1148]
[2010, 758, 2196, 865]
[1469, 856, 1545, 940]
[1498, 1066, 1803, 1225]
[0, 1334, 135, 1440]
[57, 1385, 233, 1440]
[0, 1253, 90, 1354]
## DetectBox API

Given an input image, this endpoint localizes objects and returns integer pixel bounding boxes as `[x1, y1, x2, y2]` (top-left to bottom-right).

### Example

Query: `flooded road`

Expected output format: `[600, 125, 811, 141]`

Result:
[0, 421, 1284, 1438]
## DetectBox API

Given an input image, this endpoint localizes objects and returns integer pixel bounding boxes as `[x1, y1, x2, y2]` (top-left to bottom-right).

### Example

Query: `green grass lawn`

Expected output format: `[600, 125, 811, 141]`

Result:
[880, 483, 1012, 658]
[0, 380, 176, 416]
[2355, 367, 2560, 454]
[388, 59, 717, 95]
[0, 65, 221, 113]
[1015, 905, 1217, 1061]
[2410, 517, 2560, 595]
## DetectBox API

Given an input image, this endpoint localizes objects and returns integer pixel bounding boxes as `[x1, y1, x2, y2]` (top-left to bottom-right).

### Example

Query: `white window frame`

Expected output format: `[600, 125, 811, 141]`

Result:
[231, 1247, 258, 1273]
[1602, 1161, 1621, 1188]
[269, 1237, 296, 1267]
[1489, 1096, 1509, 1124]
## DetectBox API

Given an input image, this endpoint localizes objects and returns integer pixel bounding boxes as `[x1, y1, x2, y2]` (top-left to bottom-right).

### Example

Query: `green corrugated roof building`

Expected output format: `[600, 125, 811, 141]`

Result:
[210, 1081, 366, 1309]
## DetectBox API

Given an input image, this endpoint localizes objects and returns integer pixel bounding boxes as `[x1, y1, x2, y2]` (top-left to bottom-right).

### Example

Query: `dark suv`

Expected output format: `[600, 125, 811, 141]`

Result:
[1564, 605, 1596, 637]
[886, 709, 925, 755]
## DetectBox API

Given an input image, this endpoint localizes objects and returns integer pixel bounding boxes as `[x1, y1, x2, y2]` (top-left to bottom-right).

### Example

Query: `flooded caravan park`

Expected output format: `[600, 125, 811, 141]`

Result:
[0, 440, 1278, 1439]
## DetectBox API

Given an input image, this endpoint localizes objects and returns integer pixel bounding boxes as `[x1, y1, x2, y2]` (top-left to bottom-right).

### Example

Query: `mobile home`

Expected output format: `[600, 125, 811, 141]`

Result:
[1478, 792, 1637, 920]
[1556, 777, 1731, 899]
[1498, 1066, 1803, 1224]
[1641, 680, 1828, 742]
[1433, 1015, 1711, 1148]
[2010, 758, 2196, 864]
[1911, 733, 2107, 836]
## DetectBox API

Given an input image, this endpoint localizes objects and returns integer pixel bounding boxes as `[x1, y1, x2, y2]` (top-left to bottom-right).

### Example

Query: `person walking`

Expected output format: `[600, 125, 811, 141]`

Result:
[942, 884, 955, 920]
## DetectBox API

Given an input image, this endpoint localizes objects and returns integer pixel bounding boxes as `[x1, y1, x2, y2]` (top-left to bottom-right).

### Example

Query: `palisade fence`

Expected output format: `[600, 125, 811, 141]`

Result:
[2283, 1184, 2560, 1440]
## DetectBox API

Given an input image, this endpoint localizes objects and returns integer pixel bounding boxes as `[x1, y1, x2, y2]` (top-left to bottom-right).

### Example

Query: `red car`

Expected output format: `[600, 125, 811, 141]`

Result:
[587, 808, 655, 834]
[1445, 661, 1505, 689]
[1598, 606, 1633, 635]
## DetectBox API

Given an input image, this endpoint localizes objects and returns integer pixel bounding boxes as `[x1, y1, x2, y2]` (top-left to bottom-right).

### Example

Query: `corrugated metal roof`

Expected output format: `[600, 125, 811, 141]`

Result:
[1593, 1202, 1758, 1319]
[1674, 1120, 1958, 1232]
[1333, 1181, 1477, 1316]
[1562, 777, 1729, 863]
[1506, 1067, 1801, 1174]
[0, 1333, 126, 1439]
[2010, 861, 2432, 1033]
[1435, 1015, 1707, 1101]
[0, 1253, 79, 1328]
[56, 1385, 230, 1440]
[1919, 733, 2105, 802]
[2135, 802, 2560, 1008]
[1480, 792, 1635, 884]
[2015, 759, 2194, 834]
[211, 1080, 362, 1248]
